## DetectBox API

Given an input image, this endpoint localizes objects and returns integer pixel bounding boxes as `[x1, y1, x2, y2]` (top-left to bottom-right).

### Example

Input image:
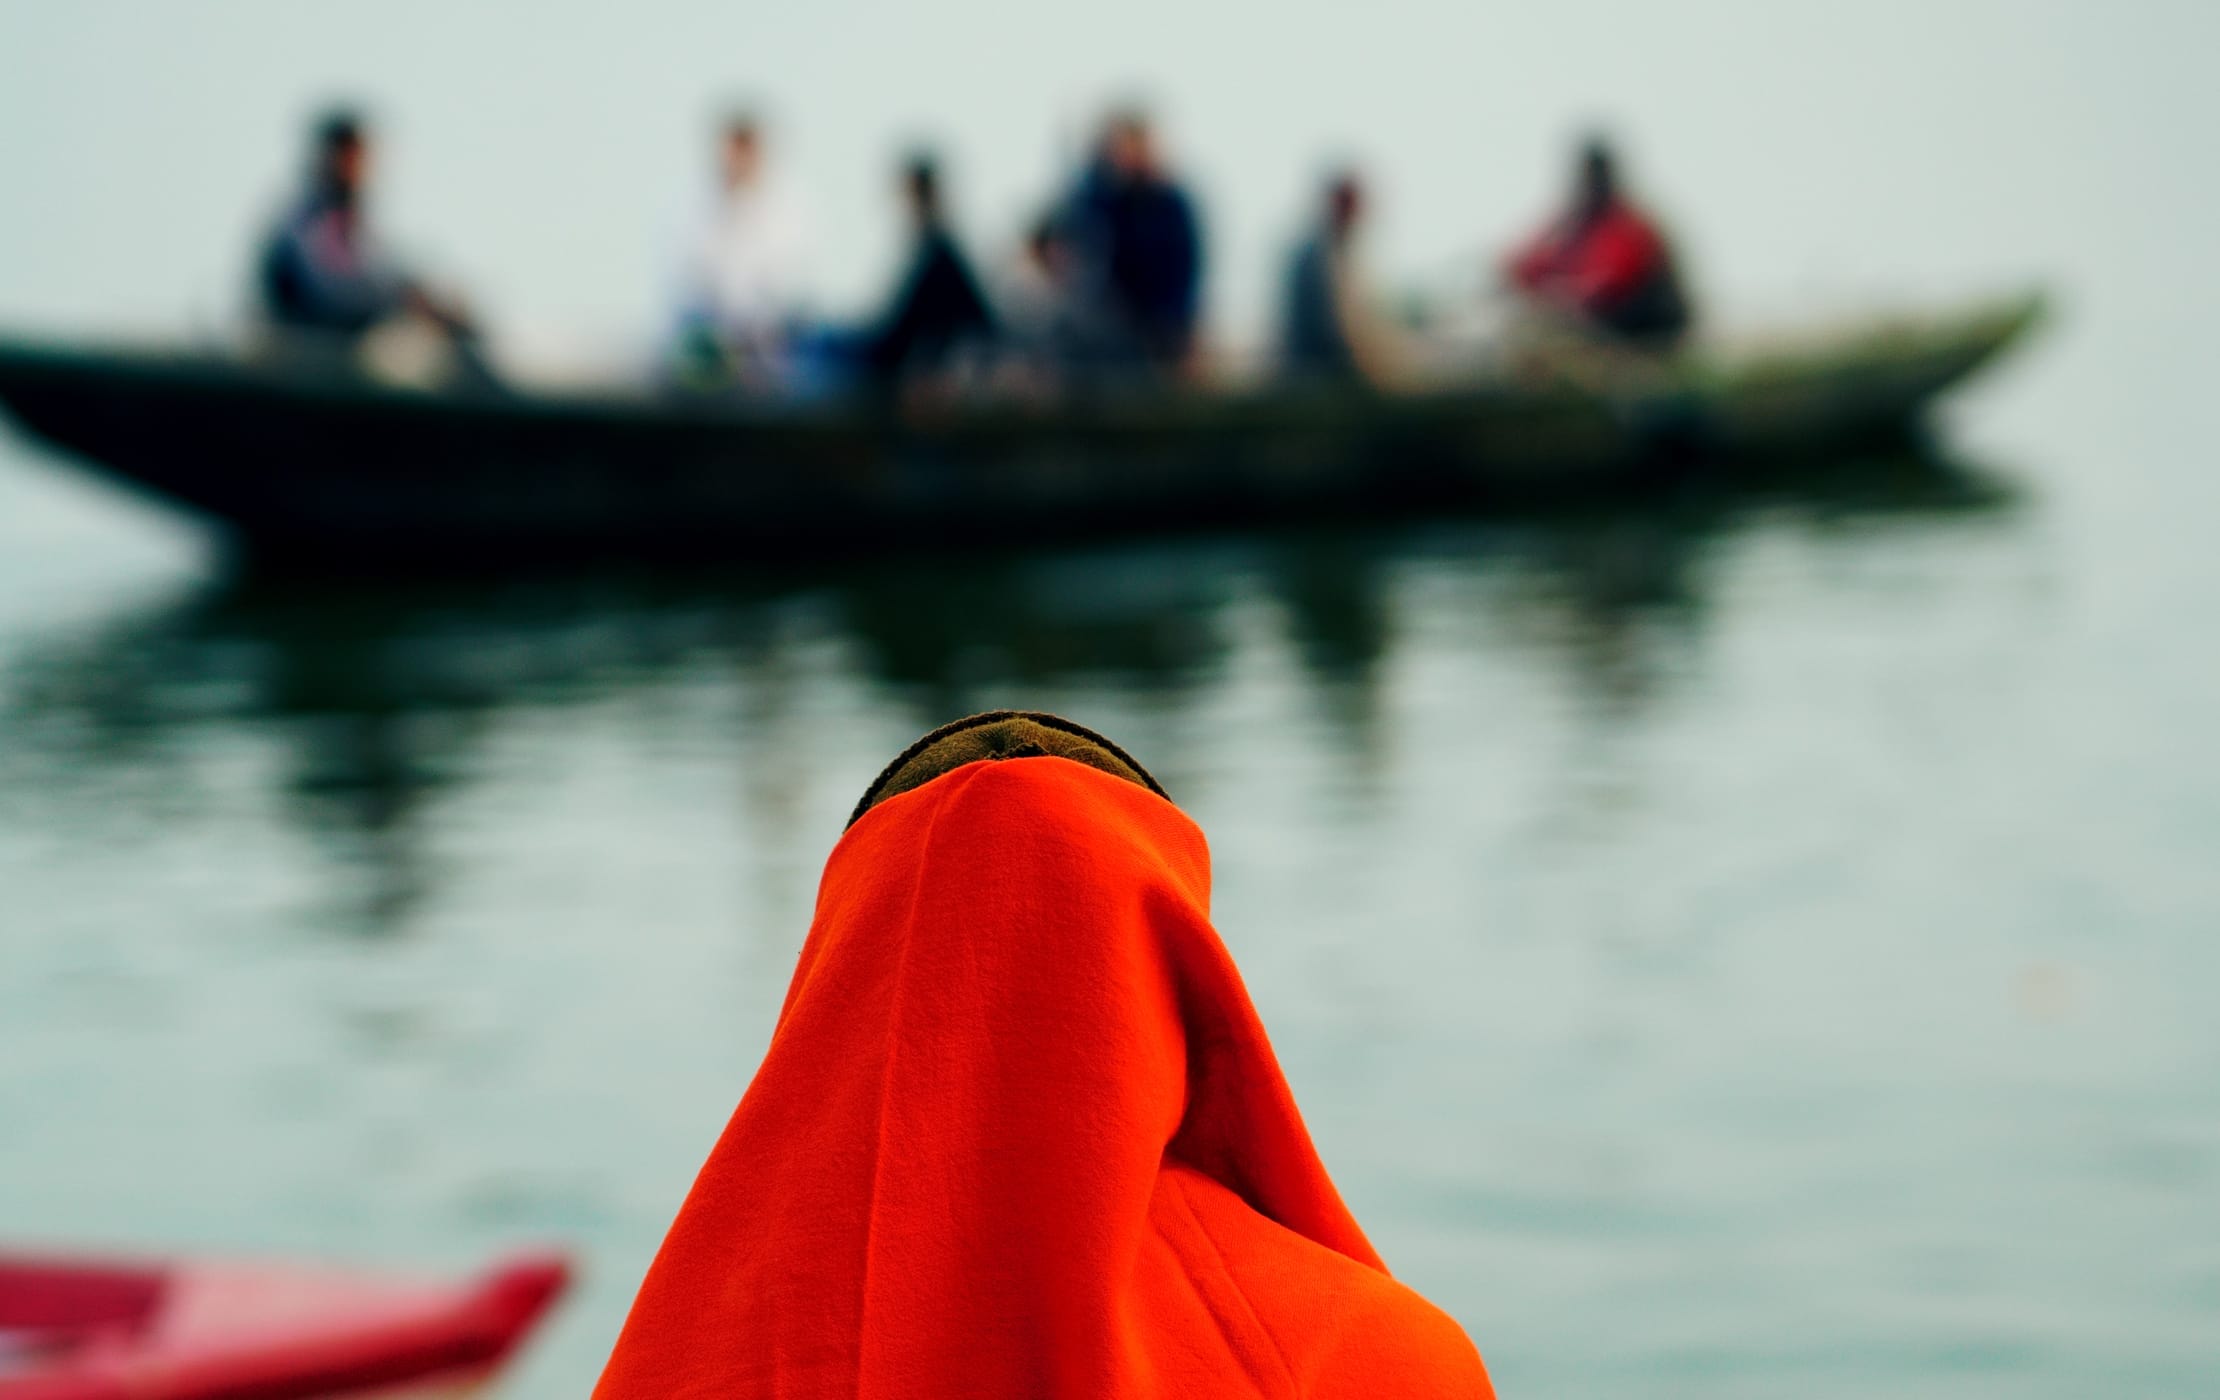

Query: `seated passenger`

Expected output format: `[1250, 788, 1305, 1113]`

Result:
[999, 217, 1081, 370]
[862, 155, 997, 387]
[1504, 136, 1692, 349]
[995, 214, 1127, 390]
[1063, 110, 1206, 375]
[1280, 170, 1406, 387]
[592, 712, 1496, 1400]
[671, 111, 812, 387]
[258, 109, 476, 349]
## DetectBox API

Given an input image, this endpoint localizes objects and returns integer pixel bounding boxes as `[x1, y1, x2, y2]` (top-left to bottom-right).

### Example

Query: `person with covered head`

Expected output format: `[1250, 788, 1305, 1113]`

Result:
[861, 153, 997, 388]
[257, 108, 477, 350]
[593, 711, 1495, 1400]
[1279, 168, 1408, 388]
[1064, 108, 1207, 376]
[1504, 134, 1693, 350]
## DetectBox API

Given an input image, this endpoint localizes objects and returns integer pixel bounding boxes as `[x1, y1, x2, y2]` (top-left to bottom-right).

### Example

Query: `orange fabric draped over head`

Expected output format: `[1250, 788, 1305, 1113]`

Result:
[594, 755, 1492, 1399]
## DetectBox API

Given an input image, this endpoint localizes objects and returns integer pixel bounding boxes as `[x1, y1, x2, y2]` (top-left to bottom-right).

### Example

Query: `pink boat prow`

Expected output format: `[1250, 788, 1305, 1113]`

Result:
[0, 1249, 571, 1400]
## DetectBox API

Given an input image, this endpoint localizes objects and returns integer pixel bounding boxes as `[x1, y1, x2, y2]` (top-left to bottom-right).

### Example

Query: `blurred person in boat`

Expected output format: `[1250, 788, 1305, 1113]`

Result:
[993, 212, 1123, 394]
[669, 110, 814, 389]
[859, 153, 998, 390]
[1279, 168, 1411, 388]
[1503, 134, 1692, 351]
[256, 108, 486, 373]
[1062, 108, 1207, 380]
[593, 711, 1495, 1400]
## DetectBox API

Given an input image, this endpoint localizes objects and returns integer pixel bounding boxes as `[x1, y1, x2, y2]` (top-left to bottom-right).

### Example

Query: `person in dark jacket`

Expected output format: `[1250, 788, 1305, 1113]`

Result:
[1064, 110, 1204, 374]
[864, 154, 997, 386]
[1503, 136, 1691, 349]
[258, 109, 479, 354]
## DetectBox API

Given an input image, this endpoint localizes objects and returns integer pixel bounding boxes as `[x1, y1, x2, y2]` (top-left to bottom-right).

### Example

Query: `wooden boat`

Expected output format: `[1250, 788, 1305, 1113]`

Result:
[0, 1248, 568, 1399]
[0, 294, 2042, 568]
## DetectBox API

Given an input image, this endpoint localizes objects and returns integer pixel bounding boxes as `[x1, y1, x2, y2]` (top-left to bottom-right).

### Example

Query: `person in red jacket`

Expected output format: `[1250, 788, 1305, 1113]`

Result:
[593, 711, 1496, 1400]
[1506, 136, 1692, 348]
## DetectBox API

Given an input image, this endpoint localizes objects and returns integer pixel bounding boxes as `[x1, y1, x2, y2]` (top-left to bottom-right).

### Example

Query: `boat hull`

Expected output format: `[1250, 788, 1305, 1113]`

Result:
[0, 1250, 568, 1400]
[0, 296, 2042, 568]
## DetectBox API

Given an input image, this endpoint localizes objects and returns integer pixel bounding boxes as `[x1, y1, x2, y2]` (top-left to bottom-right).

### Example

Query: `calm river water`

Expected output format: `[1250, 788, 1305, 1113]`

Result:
[3, 4, 2217, 1397]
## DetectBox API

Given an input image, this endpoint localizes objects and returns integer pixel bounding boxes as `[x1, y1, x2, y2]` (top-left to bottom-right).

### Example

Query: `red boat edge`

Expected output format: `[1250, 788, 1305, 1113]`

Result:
[0, 1249, 571, 1400]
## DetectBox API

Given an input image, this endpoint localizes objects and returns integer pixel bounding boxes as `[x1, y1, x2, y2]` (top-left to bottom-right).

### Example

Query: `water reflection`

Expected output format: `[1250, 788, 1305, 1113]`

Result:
[0, 451, 2019, 936]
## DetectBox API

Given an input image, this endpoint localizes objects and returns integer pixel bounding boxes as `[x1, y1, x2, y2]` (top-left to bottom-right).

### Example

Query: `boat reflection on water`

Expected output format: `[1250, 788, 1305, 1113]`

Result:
[0, 448, 2020, 937]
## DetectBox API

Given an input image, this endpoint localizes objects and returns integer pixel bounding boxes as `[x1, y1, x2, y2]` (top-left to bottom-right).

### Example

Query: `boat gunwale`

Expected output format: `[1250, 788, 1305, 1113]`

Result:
[0, 289, 2047, 442]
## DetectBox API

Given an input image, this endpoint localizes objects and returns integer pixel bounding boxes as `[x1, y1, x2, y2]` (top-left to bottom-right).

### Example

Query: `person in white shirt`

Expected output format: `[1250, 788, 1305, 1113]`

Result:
[671, 112, 811, 387]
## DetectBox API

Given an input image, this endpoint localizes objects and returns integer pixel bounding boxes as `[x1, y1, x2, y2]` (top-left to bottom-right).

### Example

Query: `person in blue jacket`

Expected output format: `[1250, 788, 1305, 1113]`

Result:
[1064, 110, 1205, 376]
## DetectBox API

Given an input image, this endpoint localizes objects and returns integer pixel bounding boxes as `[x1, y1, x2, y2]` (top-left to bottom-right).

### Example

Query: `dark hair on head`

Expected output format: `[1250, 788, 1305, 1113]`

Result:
[903, 151, 941, 207]
[313, 107, 366, 154]
[847, 710, 1167, 828]
[1103, 102, 1152, 141]
[723, 108, 763, 144]
[1579, 132, 1618, 177]
[1323, 167, 1364, 234]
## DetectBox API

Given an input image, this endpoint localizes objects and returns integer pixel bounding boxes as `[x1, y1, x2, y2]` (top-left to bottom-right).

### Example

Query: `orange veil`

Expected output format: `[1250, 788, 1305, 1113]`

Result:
[594, 756, 1491, 1398]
